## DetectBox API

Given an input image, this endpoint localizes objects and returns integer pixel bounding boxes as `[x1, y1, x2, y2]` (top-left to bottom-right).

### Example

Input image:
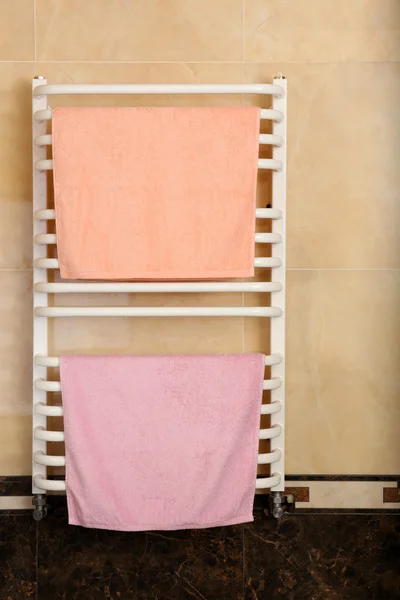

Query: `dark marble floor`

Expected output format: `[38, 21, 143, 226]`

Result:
[1, 499, 400, 600]
[0, 513, 36, 598]
[245, 511, 400, 600]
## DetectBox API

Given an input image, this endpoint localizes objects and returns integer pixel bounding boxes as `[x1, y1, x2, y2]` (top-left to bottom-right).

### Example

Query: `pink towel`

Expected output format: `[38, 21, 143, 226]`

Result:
[52, 107, 260, 280]
[60, 354, 264, 531]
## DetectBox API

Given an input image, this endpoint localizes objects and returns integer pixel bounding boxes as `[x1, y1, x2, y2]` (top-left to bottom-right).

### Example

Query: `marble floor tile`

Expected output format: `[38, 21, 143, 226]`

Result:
[0, 514, 36, 598]
[244, 512, 400, 600]
[38, 497, 244, 599]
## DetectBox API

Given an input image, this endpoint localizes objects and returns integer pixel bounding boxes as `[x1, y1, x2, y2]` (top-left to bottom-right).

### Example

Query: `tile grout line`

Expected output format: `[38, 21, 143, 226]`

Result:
[1, 59, 400, 65]
[287, 268, 400, 271]
[242, 0, 245, 63]
[33, 0, 37, 62]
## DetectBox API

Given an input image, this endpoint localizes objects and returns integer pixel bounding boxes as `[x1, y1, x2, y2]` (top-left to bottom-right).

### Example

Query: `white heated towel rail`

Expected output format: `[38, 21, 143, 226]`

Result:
[32, 77, 287, 509]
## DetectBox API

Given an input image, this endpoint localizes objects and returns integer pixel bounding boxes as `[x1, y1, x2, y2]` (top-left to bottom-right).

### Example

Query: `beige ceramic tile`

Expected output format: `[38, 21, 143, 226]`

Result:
[0, 416, 31, 474]
[128, 292, 243, 355]
[0, 496, 33, 509]
[244, 0, 400, 62]
[0, 63, 36, 268]
[285, 270, 400, 474]
[127, 317, 244, 355]
[0, 1, 34, 60]
[243, 316, 270, 356]
[36, 0, 243, 61]
[244, 62, 400, 269]
[0, 271, 32, 418]
[50, 316, 131, 355]
[0, 199, 33, 269]
[304, 481, 399, 510]
[50, 292, 131, 355]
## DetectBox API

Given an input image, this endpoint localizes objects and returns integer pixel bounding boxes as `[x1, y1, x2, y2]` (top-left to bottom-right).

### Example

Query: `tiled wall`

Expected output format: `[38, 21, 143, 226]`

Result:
[1, 1, 400, 485]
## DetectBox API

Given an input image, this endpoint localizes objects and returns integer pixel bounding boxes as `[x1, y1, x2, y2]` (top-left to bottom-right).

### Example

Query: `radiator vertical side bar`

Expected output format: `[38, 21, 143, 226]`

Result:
[270, 76, 287, 492]
[32, 78, 49, 493]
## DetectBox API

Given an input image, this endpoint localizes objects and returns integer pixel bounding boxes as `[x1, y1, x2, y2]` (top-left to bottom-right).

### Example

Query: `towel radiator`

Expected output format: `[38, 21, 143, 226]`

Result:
[32, 77, 287, 520]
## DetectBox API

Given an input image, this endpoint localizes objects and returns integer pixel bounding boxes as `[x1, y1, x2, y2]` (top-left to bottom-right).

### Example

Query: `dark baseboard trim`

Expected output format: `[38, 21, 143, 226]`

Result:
[293, 508, 400, 515]
[0, 509, 32, 516]
[0, 476, 32, 496]
[285, 475, 400, 482]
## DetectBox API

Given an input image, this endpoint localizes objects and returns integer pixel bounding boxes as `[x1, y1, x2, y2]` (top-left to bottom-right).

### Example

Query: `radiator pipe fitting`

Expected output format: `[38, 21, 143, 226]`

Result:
[32, 494, 48, 521]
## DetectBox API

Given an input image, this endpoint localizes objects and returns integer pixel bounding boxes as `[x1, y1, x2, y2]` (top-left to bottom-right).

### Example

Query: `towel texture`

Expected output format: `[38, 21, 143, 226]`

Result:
[60, 354, 264, 531]
[52, 106, 260, 280]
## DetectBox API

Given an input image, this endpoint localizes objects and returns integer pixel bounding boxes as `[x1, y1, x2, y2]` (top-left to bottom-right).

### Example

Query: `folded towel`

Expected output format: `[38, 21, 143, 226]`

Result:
[52, 107, 260, 280]
[60, 354, 264, 531]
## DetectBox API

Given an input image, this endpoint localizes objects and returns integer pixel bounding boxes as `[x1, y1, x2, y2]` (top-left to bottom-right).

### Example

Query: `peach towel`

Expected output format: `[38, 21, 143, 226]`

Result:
[52, 106, 260, 280]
